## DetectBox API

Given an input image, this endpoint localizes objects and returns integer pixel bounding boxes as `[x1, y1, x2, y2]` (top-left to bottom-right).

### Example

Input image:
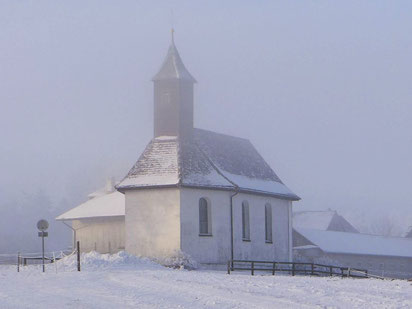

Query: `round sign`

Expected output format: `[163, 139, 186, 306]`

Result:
[37, 219, 49, 231]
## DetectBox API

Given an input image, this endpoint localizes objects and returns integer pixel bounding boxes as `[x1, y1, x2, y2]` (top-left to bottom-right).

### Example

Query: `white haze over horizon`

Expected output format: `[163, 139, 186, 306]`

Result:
[1, 1, 412, 251]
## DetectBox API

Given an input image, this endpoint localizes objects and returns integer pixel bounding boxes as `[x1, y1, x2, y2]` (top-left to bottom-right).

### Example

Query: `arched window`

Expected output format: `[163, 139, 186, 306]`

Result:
[199, 198, 211, 235]
[265, 203, 272, 243]
[242, 201, 250, 240]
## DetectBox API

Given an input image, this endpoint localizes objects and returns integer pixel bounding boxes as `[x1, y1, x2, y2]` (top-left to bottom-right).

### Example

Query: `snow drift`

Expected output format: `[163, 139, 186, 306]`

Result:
[57, 250, 197, 272]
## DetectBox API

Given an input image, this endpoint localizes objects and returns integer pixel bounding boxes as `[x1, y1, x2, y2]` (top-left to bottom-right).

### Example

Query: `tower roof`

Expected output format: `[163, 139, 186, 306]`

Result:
[152, 31, 196, 82]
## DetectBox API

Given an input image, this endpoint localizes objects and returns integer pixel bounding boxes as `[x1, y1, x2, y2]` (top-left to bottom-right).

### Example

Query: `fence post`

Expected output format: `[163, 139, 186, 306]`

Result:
[251, 262, 254, 276]
[329, 266, 333, 277]
[272, 262, 276, 276]
[340, 268, 344, 278]
[17, 252, 20, 273]
[53, 252, 58, 274]
[77, 241, 81, 272]
[292, 263, 295, 276]
[311, 264, 314, 276]
[365, 270, 368, 278]
[227, 261, 231, 275]
[348, 268, 351, 278]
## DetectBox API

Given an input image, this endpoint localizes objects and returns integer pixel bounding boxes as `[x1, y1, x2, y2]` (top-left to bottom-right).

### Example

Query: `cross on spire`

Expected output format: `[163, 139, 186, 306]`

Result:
[171, 28, 175, 44]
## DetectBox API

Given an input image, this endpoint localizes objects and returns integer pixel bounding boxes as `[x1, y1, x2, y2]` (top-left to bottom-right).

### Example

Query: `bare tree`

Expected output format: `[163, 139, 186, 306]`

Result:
[368, 215, 402, 237]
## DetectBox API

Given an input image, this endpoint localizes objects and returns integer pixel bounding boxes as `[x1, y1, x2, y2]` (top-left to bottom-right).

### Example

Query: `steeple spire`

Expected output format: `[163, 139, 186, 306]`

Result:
[152, 32, 196, 138]
[152, 31, 196, 83]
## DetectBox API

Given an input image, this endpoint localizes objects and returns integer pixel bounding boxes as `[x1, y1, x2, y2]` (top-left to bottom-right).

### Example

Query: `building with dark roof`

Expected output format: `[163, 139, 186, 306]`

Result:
[293, 210, 359, 233]
[57, 32, 299, 264]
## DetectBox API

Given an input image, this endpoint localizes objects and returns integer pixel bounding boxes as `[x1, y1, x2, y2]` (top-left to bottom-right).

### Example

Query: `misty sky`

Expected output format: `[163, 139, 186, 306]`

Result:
[1, 1, 411, 224]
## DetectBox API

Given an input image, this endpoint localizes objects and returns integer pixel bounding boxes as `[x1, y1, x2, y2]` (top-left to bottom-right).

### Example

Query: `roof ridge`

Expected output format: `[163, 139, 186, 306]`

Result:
[296, 227, 412, 240]
[194, 127, 250, 142]
[295, 210, 335, 214]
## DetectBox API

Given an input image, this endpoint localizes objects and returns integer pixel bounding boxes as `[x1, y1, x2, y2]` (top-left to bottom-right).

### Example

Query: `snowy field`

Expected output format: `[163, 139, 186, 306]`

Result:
[0, 252, 411, 309]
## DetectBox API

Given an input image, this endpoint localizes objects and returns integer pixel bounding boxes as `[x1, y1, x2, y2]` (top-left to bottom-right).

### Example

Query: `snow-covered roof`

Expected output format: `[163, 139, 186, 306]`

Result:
[293, 211, 359, 233]
[293, 211, 335, 230]
[295, 228, 412, 258]
[118, 136, 180, 188]
[117, 128, 300, 201]
[87, 178, 116, 200]
[56, 191, 125, 221]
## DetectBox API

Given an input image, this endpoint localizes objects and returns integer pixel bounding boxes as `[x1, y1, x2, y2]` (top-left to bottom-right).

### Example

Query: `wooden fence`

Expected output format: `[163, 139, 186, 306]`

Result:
[16, 241, 81, 272]
[227, 260, 369, 278]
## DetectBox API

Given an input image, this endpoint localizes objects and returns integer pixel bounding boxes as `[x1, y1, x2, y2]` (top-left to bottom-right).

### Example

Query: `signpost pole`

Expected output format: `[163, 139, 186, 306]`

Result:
[37, 219, 49, 274]
[77, 241, 81, 272]
[42, 232, 45, 273]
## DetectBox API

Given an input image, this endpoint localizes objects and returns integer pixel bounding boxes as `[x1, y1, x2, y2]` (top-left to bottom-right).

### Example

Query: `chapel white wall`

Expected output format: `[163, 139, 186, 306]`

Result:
[233, 192, 291, 262]
[72, 216, 125, 254]
[124, 188, 180, 258]
[180, 188, 292, 264]
[180, 188, 231, 264]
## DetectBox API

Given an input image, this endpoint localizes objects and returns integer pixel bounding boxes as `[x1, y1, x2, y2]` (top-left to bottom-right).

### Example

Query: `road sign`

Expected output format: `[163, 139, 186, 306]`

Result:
[37, 219, 49, 231]
[36, 219, 49, 273]
[38, 231, 48, 237]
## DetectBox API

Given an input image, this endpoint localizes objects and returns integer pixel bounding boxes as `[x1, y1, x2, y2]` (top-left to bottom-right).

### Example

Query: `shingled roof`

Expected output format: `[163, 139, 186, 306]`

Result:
[117, 128, 299, 201]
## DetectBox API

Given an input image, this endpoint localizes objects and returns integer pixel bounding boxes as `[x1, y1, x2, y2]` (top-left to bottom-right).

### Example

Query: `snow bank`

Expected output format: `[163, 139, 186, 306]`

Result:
[57, 250, 198, 272]
[155, 250, 198, 270]
[57, 251, 162, 271]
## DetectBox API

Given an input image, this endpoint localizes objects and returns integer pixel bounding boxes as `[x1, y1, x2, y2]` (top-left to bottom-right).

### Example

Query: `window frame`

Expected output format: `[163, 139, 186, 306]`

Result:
[242, 201, 250, 241]
[199, 197, 212, 236]
[265, 203, 273, 243]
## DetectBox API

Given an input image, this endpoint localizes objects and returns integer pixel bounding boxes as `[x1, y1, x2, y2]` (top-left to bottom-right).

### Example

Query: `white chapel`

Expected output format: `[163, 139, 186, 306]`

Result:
[57, 34, 300, 264]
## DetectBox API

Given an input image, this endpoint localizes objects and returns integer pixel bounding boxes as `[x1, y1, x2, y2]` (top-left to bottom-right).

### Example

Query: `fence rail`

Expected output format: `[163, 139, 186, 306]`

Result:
[11, 241, 81, 273]
[227, 260, 369, 278]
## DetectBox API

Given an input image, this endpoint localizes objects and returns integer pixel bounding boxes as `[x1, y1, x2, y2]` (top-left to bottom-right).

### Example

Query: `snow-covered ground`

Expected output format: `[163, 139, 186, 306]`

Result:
[0, 252, 411, 308]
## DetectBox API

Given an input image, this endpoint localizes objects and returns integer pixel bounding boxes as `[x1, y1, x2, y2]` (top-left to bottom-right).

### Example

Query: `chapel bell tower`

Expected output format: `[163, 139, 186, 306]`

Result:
[152, 30, 196, 138]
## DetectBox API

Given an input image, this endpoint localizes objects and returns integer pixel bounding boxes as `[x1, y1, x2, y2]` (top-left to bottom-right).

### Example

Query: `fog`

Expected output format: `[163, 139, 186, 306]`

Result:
[1, 1, 411, 252]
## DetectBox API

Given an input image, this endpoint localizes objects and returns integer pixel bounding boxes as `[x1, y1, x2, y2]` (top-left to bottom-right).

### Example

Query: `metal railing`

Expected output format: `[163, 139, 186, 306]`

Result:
[227, 260, 369, 278]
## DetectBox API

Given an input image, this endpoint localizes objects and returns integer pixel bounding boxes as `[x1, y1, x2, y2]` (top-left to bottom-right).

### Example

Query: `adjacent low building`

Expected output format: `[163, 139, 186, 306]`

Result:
[293, 210, 412, 279]
[56, 179, 125, 253]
